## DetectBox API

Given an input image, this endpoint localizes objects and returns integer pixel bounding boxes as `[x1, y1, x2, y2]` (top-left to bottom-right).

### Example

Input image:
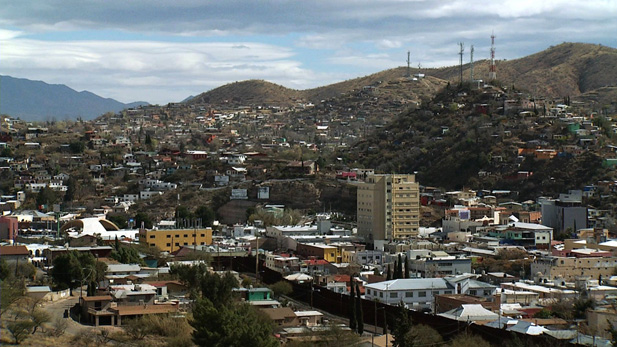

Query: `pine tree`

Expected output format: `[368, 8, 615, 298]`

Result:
[392, 261, 398, 279]
[349, 279, 357, 331]
[355, 282, 364, 334]
[404, 256, 409, 279]
[396, 254, 403, 279]
[386, 264, 392, 281]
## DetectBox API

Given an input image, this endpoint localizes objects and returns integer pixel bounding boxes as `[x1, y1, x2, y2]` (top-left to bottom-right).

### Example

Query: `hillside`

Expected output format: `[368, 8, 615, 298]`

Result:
[187, 43, 617, 109]
[189, 80, 303, 106]
[342, 83, 616, 202]
[0, 75, 148, 121]
[428, 42, 617, 99]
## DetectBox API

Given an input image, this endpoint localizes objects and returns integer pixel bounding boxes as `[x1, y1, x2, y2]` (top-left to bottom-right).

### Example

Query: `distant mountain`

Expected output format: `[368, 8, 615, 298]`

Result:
[0, 75, 148, 121]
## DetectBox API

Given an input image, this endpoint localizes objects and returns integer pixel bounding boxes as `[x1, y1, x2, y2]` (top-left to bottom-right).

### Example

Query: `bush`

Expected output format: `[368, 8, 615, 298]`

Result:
[7, 320, 35, 345]
[49, 317, 68, 337]
[269, 281, 293, 297]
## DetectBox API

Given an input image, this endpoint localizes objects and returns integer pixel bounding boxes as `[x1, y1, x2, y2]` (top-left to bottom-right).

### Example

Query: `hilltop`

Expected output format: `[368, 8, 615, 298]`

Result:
[188, 43, 617, 107]
[428, 42, 617, 100]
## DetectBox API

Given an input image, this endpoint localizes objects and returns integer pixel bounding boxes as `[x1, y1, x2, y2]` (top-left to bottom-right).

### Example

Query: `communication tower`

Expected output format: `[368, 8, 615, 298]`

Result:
[406, 51, 411, 77]
[470, 45, 474, 82]
[458, 42, 464, 84]
[489, 32, 497, 81]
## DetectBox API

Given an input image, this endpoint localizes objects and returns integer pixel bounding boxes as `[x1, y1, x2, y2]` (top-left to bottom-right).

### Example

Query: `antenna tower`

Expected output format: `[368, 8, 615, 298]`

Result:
[458, 42, 464, 85]
[489, 32, 496, 80]
[470, 45, 474, 82]
[406, 51, 411, 77]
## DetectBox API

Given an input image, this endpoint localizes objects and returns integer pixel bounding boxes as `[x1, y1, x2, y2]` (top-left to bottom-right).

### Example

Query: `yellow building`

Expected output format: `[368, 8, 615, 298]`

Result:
[531, 256, 617, 282]
[296, 243, 339, 263]
[357, 174, 420, 241]
[139, 228, 213, 253]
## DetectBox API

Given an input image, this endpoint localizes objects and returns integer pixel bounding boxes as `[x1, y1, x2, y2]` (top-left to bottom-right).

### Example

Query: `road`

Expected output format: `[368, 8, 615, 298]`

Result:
[41, 291, 92, 335]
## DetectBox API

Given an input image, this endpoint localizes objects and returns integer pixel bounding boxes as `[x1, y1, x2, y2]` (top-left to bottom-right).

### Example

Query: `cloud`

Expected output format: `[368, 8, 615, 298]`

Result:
[0, 0, 615, 104]
[0, 34, 324, 103]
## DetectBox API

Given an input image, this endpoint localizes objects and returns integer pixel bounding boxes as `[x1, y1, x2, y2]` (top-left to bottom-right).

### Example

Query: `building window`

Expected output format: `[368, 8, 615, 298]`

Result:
[150, 244, 156, 247]
[149, 235, 155, 239]
[184, 234, 188, 238]
[405, 292, 413, 298]
[166, 235, 171, 238]
[166, 243, 171, 247]
[379, 292, 383, 298]
[201, 234, 205, 237]
[175, 243, 179, 246]
[469, 290, 477, 295]
[390, 292, 397, 298]
[366, 289, 371, 295]
[418, 291, 426, 297]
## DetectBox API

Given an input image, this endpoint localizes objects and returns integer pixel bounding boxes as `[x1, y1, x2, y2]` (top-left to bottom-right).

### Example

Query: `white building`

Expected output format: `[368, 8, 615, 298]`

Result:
[364, 275, 496, 310]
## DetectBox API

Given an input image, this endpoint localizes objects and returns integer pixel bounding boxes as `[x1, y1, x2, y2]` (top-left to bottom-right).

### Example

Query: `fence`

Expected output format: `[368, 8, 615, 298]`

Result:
[231, 257, 576, 346]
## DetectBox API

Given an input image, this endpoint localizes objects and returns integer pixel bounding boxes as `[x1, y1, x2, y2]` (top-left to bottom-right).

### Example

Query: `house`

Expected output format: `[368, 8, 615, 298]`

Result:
[438, 304, 499, 322]
[80, 294, 179, 326]
[286, 160, 317, 175]
[261, 307, 299, 327]
[364, 275, 496, 311]
[0, 245, 30, 263]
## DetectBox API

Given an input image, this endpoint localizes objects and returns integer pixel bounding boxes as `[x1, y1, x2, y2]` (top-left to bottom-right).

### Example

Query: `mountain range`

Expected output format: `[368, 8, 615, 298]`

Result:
[0, 75, 148, 122]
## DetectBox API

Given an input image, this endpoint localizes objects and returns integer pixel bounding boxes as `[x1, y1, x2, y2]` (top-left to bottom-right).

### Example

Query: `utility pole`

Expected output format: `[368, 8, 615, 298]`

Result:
[406, 51, 411, 77]
[458, 42, 465, 85]
[470, 45, 475, 82]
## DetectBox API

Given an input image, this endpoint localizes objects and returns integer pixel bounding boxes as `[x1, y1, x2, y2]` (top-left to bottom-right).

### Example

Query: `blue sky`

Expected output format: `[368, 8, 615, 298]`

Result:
[1, 0, 616, 104]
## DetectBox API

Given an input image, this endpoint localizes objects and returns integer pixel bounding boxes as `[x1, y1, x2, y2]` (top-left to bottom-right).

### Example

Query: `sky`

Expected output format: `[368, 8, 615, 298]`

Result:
[1, 1, 616, 105]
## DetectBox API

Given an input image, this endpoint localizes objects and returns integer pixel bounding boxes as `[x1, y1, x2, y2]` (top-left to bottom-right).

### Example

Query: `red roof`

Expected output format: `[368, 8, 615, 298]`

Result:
[333, 275, 351, 283]
[303, 259, 329, 266]
[0, 246, 29, 256]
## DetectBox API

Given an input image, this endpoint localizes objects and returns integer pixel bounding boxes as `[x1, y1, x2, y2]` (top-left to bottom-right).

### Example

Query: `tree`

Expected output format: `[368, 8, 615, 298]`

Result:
[397, 254, 403, 279]
[29, 304, 51, 334]
[69, 141, 85, 154]
[402, 324, 443, 346]
[0, 278, 25, 317]
[111, 246, 146, 266]
[191, 299, 278, 347]
[195, 205, 216, 227]
[392, 305, 413, 347]
[404, 256, 409, 279]
[355, 282, 363, 334]
[6, 320, 35, 344]
[134, 211, 153, 229]
[0, 258, 10, 280]
[607, 319, 617, 346]
[386, 264, 392, 281]
[50, 251, 107, 290]
[448, 333, 491, 347]
[36, 186, 58, 208]
[349, 279, 357, 331]
[64, 176, 77, 202]
[269, 280, 292, 298]
[175, 205, 193, 220]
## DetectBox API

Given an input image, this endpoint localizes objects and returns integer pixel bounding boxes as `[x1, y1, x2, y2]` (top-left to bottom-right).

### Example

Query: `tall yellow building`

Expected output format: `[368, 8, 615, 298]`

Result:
[139, 228, 213, 253]
[357, 174, 420, 242]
